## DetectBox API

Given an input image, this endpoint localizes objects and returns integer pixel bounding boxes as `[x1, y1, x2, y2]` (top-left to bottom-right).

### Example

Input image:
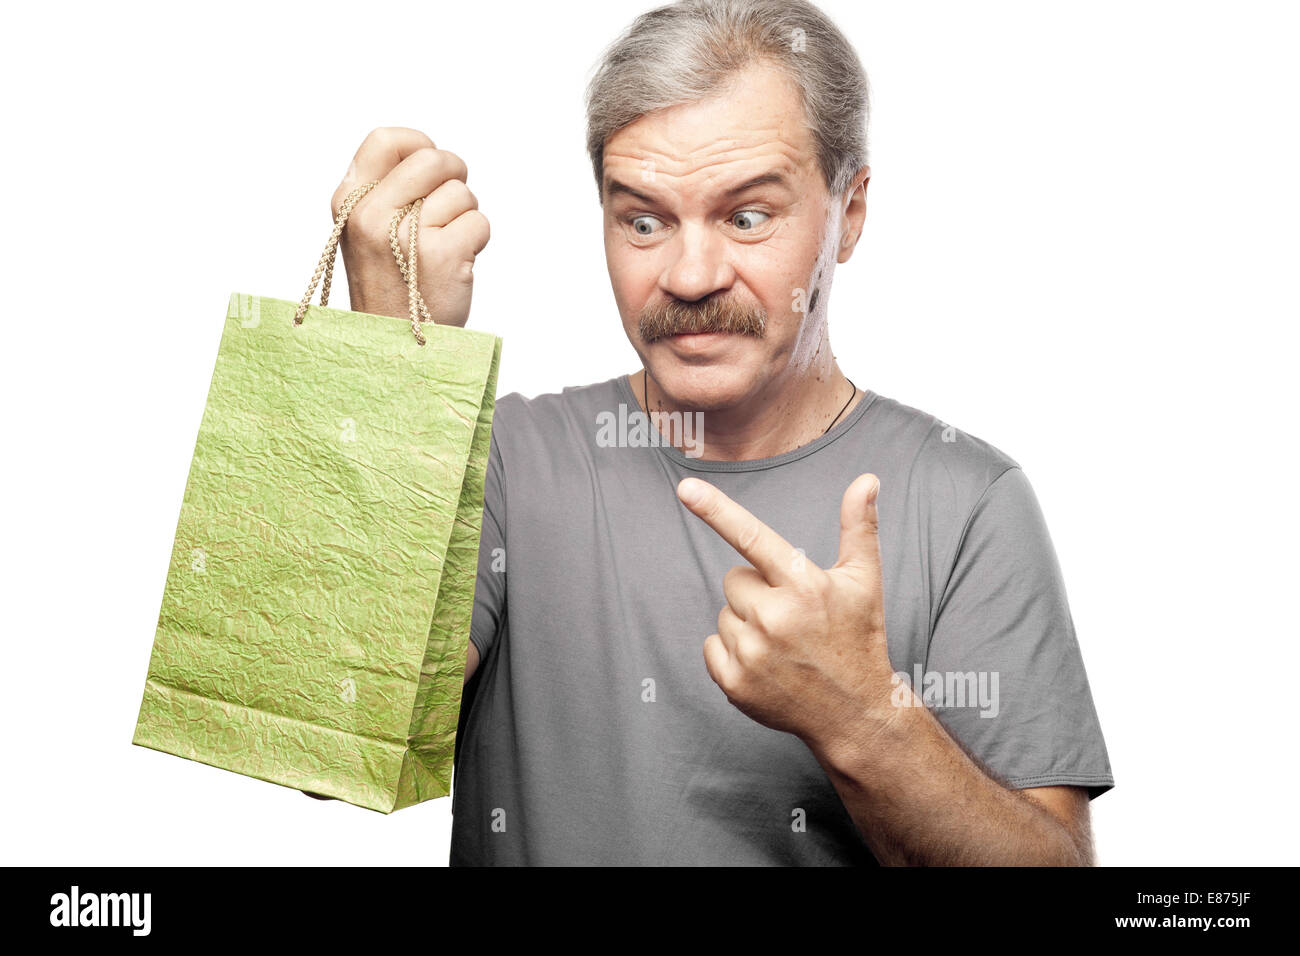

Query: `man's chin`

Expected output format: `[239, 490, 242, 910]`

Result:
[647, 359, 762, 413]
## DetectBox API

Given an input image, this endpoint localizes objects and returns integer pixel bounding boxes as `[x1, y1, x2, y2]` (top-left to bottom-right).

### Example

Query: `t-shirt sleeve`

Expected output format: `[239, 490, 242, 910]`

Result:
[467, 429, 507, 662]
[923, 466, 1114, 798]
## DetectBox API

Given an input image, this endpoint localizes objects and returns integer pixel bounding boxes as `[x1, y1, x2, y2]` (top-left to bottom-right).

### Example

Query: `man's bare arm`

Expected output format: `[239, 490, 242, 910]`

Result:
[807, 699, 1094, 866]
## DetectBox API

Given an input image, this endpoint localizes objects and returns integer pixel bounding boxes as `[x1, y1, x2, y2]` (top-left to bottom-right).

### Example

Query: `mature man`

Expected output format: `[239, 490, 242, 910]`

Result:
[327, 0, 1113, 865]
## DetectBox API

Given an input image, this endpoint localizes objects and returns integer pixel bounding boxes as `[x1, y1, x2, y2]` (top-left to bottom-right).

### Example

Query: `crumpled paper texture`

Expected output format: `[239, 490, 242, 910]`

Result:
[133, 292, 501, 812]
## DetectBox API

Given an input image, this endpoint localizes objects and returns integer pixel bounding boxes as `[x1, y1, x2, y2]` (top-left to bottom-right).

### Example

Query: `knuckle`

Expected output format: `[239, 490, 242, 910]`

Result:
[449, 179, 478, 208]
[361, 126, 391, 148]
[736, 519, 763, 557]
[435, 149, 468, 181]
[417, 147, 467, 182]
[752, 596, 791, 635]
[433, 179, 479, 216]
[701, 500, 723, 526]
[364, 125, 434, 150]
[735, 631, 766, 668]
[406, 127, 437, 149]
[408, 146, 441, 172]
[703, 634, 727, 678]
[466, 209, 490, 241]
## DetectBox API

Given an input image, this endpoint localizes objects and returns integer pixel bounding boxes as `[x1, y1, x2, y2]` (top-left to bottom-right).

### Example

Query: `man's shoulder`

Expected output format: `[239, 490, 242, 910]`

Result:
[859, 391, 1024, 511]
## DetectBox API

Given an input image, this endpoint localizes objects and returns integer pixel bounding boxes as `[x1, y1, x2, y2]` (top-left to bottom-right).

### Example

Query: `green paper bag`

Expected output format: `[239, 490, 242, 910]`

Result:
[133, 183, 501, 812]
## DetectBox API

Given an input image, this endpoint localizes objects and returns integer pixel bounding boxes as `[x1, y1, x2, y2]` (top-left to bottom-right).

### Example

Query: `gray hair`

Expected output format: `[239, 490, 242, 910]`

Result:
[584, 0, 870, 201]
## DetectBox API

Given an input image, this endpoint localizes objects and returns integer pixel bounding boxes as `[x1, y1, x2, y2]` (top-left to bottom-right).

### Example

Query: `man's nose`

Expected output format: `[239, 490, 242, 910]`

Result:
[659, 219, 733, 302]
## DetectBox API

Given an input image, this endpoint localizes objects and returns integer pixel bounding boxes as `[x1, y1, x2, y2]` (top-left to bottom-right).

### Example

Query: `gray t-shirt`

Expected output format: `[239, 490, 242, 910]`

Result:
[449, 375, 1113, 865]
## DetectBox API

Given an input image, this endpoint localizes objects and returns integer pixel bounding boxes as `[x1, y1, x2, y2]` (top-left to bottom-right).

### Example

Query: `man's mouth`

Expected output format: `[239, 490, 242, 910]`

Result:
[659, 330, 740, 354]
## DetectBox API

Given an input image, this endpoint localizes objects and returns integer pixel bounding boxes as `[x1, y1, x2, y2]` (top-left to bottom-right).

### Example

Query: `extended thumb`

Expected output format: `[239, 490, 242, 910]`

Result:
[835, 473, 881, 569]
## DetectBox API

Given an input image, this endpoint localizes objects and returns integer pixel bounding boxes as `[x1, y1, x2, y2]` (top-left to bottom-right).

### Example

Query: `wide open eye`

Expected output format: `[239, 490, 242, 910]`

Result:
[630, 215, 664, 236]
[731, 210, 771, 230]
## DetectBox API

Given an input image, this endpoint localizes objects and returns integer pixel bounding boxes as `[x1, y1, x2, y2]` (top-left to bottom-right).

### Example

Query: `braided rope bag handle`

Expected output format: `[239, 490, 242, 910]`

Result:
[293, 181, 432, 345]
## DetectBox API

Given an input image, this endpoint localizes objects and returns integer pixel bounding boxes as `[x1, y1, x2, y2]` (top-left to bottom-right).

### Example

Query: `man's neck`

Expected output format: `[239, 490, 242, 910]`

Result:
[632, 362, 862, 462]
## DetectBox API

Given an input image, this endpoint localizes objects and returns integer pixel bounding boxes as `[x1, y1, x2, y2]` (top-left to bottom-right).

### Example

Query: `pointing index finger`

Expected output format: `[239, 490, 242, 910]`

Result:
[677, 477, 802, 586]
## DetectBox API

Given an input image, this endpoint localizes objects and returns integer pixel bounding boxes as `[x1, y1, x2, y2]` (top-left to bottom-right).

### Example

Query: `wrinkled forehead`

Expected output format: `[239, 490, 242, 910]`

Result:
[600, 64, 821, 207]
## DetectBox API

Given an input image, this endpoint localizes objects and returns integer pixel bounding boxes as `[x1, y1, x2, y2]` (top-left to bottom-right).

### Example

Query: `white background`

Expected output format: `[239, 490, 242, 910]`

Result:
[2, 0, 1296, 865]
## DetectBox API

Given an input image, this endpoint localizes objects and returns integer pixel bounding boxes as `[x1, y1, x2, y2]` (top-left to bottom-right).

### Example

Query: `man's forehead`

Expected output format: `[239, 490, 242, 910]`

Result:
[601, 63, 818, 201]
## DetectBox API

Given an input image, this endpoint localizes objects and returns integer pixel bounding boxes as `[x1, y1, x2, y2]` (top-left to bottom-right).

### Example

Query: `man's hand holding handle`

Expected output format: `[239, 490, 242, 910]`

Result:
[331, 127, 490, 327]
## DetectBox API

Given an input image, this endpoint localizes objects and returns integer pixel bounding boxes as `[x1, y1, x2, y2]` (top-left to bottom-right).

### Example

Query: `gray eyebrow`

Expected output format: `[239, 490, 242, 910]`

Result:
[604, 169, 794, 205]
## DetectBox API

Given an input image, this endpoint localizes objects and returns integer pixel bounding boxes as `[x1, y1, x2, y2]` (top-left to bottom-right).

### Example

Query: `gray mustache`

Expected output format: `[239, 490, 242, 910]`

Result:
[638, 297, 767, 343]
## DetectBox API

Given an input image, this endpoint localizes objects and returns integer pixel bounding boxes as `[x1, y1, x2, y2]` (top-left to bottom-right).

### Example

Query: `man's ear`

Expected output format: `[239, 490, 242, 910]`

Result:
[837, 164, 870, 263]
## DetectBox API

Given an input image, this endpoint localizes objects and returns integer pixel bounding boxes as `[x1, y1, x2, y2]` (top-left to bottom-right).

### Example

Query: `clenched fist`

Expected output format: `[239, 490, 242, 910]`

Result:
[331, 127, 490, 327]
